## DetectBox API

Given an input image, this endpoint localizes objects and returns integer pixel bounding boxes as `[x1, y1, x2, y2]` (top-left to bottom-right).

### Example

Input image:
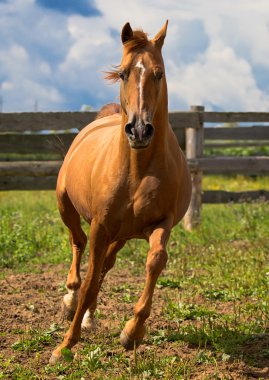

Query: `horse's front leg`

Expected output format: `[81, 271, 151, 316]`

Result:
[120, 217, 172, 350]
[50, 221, 109, 363]
[81, 239, 126, 330]
[57, 189, 87, 321]
[62, 229, 87, 321]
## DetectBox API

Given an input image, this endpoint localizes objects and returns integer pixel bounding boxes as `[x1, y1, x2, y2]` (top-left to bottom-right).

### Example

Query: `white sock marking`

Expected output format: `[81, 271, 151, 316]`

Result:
[135, 60, 145, 112]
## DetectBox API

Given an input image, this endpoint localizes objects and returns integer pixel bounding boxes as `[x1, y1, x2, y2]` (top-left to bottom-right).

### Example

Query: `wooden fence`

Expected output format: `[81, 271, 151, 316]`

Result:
[0, 106, 269, 229]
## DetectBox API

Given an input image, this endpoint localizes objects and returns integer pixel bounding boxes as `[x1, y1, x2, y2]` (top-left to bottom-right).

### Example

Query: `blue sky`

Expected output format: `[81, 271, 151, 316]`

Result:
[1, 0, 269, 112]
[36, 0, 101, 16]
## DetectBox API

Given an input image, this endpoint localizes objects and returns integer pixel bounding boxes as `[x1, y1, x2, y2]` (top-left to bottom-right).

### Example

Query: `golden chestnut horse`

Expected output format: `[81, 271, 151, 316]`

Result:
[50, 21, 191, 363]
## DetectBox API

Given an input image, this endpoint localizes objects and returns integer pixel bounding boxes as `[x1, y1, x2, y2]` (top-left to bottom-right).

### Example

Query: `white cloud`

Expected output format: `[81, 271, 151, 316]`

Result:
[168, 40, 269, 111]
[2, 81, 14, 91]
[1, 0, 269, 111]
[60, 16, 116, 70]
[0, 42, 63, 111]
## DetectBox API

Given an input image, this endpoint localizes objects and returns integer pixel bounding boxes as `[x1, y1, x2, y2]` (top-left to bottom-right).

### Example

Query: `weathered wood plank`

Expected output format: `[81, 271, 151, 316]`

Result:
[0, 176, 57, 191]
[204, 126, 269, 140]
[2, 175, 268, 202]
[202, 190, 269, 203]
[0, 161, 62, 176]
[188, 156, 269, 175]
[205, 141, 269, 148]
[2, 111, 269, 132]
[0, 129, 186, 154]
[169, 112, 198, 129]
[171, 128, 185, 148]
[2, 157, 268, 179]
[0, 112, 97, 132]
[204, 112, 269, 123]
[184, 106, 204, 230]
[0, 111, 198, 132]
[0, 133, 75, 154]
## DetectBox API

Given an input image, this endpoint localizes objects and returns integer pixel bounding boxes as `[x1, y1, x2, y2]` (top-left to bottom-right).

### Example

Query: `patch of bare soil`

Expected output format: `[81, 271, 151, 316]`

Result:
[0, 264, 268, 379]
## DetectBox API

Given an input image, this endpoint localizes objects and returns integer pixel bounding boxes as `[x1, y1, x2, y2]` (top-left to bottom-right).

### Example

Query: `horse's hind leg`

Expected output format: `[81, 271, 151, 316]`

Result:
[58, 190, 87, 321]
[82, 239, 126, 330]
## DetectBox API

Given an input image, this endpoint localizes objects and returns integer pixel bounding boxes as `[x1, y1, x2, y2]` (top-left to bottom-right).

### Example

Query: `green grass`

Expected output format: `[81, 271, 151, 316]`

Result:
[0, 153, 61, 162]
[0, 176, 269, 379]
[204, 145, 269, 157]
[202, 174, 269, 191]
[0, 191, 69, 270]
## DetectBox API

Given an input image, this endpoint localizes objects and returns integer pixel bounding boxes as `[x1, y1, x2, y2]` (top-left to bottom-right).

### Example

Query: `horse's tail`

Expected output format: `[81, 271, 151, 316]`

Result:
[95, 103, 121, 120]
[48, 134, 68, 160]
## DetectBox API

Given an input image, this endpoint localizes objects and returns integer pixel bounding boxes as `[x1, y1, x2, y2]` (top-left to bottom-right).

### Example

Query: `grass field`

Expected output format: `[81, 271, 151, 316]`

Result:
[0, 175, 269, 379]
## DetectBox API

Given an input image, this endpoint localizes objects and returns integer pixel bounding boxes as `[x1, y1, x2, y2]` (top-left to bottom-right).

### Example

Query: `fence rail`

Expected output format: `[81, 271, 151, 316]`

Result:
[1, 107, 269, 228]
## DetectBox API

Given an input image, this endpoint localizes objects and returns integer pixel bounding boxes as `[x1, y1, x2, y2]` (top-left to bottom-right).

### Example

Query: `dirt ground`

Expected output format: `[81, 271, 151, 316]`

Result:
[0, 264, 268, 379]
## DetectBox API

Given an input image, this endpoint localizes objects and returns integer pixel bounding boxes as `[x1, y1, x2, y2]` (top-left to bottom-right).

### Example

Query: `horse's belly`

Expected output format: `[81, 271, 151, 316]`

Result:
[102, 208, 164, 241]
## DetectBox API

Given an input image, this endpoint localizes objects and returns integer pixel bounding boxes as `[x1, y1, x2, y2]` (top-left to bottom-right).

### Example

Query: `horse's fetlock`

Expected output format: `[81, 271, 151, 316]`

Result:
[66, 279, 81, 291]
[64, 334, 80, 347]
[134, 304, 151, 321]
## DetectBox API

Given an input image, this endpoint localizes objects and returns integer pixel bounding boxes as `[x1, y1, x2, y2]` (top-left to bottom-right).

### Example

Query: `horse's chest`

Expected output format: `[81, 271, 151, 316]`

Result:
[130, 177, 169, 224]
[97, 174, 175, 239]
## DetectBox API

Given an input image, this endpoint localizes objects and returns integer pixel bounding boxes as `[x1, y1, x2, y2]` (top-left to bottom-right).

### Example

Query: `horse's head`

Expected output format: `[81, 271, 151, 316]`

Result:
[106, 21, 168, 149]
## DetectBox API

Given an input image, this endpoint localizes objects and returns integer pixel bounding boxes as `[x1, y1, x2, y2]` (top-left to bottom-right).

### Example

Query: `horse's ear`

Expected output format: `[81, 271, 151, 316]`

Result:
[152, 20, 168, 49]
[121, 22, 133, 44]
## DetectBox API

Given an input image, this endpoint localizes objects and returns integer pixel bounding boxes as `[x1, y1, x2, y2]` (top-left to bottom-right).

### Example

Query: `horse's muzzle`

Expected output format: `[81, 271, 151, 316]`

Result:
[125, 122, 154, 149]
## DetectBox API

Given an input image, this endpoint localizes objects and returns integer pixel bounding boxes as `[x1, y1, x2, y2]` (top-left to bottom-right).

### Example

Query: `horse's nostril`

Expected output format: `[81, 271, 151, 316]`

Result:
[125, 123, 133, 136]
[145, 124, 154, 138]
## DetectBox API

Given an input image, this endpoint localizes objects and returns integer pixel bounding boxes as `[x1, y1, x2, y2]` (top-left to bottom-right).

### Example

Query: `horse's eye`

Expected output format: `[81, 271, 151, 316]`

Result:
[155, 71, 163, 80]
[119, 71, 126, 80]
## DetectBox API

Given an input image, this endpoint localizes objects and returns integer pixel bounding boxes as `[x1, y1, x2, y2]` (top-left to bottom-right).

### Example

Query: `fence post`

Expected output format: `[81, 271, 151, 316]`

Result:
[183, 105, 204, 230]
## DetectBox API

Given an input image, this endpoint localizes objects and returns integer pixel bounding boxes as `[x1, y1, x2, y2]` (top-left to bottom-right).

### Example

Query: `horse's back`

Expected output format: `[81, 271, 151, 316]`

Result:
[95, 103, 121, 120]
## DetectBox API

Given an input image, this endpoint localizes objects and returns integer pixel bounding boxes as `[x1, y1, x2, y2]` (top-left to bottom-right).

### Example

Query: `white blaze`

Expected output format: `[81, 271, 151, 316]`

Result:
[135, 60, 145, 112]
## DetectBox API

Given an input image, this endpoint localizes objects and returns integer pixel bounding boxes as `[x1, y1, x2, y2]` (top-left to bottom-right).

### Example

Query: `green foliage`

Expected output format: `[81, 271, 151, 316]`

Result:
[12, 324, 61, 353]
[204, 145, 269, 157]
[61, 348, 74, 363]
[164, 303, 218, 322]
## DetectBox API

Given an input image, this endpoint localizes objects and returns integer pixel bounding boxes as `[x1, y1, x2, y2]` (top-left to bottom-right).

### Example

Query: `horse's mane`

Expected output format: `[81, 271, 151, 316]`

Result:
[124, 30, 149, 52]
[104, 30, 149, 83]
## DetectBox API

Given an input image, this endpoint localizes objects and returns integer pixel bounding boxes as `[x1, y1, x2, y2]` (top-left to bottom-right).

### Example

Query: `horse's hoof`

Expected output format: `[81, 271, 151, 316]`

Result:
[81, 310, 98, 331]
[61, 300, 76, 321]
[49, 350, 62, 365]
[61, 290, 78, 321]
[120, 330, 143, 351]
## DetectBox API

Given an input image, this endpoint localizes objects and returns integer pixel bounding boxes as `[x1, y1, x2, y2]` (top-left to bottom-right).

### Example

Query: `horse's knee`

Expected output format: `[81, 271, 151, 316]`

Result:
[146, 247, 168, 276]
[78, 231, 87, 249]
